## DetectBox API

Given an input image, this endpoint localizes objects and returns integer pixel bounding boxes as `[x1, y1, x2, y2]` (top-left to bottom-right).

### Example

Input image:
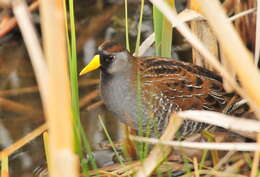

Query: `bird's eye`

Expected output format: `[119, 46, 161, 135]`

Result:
[104, 55, 114, 63]
[109, 55, 114, 60]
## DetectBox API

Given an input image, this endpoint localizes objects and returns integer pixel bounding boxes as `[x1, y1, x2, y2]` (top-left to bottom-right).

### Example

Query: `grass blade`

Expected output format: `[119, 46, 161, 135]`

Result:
[125, 0, 130, 51]
[1, 156, 9, 177]
[161, 0, 174, 57]
[153, 6, 163, 56]
[153, 0, 175, 57]
[134, 0, 145, 56]
[67, 0, 98, 175]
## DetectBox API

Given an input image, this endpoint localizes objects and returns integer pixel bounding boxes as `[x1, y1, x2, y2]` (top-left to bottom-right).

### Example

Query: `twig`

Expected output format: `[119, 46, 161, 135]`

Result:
[224, 159, 245, 174]
[130, 136, 260, 151]
[12, 0, 48, 102]
[251, 135, 260, 177]
[214, 151, 236, 171]
[138, 33, 155, 56]
[79, 89, 100, 108]
[0, 0, 39, 38]
[196, 0, 260, 119]
[0, 79, 98, 97]
[0, 97, 42, 117]
[229, 8, 256, 21]
[255, 0, 260, 65]
[0, 86, 38, 97]
[139, 8, 256, 57]
[177, 110, 260, 133]
[86, 100, 104, 111]
[148, 1, 257, 114]
[134, 115, 182, 177]
[197, 169, 247, 177]
[0, 123, 47, 158]
[193, 157, 200, 177]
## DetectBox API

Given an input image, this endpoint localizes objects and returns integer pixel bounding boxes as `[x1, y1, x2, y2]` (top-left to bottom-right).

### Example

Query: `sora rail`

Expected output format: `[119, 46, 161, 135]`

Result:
[80, 41, 249, 137]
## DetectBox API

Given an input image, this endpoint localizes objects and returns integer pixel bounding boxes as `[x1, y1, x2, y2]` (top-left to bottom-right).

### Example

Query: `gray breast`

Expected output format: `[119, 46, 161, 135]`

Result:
[100, 72, 148, 129]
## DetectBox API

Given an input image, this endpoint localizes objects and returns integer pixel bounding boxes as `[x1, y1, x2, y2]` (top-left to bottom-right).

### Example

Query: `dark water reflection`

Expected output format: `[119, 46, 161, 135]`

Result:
[0, 0, 187, 176]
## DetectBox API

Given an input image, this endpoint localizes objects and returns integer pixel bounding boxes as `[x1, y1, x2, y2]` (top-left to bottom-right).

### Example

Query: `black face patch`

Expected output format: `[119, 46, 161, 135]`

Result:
[99, 53, 115, 73]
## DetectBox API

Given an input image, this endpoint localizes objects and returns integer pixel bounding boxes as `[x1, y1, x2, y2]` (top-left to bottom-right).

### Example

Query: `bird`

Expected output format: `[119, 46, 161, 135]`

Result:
[80, 41, 250, 137]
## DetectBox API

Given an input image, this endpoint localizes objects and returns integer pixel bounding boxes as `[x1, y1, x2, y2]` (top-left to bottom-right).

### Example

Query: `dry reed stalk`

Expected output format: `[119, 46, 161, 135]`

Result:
[91, 161, 138, 176]
[178, 110, 260, 133]
[0, 0, 39, 38]
[86, 100, 104, 111]
[111, 161, 140, 174]
[79, 89, 100, 108]
[224, 159, 245, 174]
[229, 8, 257, 21]
[139, 9, 203, 56]
[192, 1, 260, 176]
[89, 161, 184, 177]
[0, 86, 38, 97]
[195, 0, 260, 117]
[9, 0, 79, 176]
[212, 151, 236, 172]
[193, 157, 200, 177]
[190, 0, 219, 71]
[40, 0, 79, 176]
[251, 135, 260, 177]
[139, 33, 155, 56]
[131, 136, 260, 151]
[0, 79, 98, 97]
[196, 169, 247, 177]
[149, 0, 253, 110]
[12, 0, 48, 101]
[233, 0, 256, 52]
[204, 151, 236, 177]
[220, 48, 236, 92]
[0, 97, 42, 117]
[134, 115, 182, 177]
[0, 123, 47, 158]
[255, 0, 260, 64]
[191, 20, 218, 70]
[140, 8, 256, 57]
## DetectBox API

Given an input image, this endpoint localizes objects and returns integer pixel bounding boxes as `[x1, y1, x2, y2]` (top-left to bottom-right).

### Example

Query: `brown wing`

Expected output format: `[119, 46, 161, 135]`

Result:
[137, 57, 231, 113]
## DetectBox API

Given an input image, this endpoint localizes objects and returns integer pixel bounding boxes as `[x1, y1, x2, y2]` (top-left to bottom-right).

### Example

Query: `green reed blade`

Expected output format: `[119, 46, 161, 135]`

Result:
[153, 0, 175, 57]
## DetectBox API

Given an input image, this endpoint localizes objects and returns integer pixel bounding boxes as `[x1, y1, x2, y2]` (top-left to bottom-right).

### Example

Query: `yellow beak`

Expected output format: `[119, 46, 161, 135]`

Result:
[79, 55, 101, 76]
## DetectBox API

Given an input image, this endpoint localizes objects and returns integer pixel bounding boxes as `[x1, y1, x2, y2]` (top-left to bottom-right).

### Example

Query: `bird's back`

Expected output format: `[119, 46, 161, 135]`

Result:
[132, 57, 248, 136]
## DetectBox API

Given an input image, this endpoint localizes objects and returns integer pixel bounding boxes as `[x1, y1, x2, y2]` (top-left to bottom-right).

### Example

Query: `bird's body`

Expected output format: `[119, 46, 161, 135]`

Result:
[80, 41, 249, 137]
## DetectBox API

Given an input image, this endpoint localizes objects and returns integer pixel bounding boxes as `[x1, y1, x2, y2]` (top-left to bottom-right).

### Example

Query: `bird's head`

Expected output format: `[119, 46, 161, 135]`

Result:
[80, 41, 131, 75]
